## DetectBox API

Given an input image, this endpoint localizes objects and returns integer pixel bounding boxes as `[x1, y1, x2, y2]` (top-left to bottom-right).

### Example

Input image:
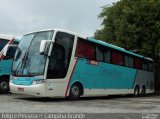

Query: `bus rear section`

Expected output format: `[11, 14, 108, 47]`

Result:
[0, 34, 19, 93]
[66, 37, 154, 99]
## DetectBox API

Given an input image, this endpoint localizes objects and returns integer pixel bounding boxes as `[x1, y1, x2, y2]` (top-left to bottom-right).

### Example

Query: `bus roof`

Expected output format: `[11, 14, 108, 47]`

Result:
[0, 34, 21, 42]
[87, 37, 144, 59]
[144, 57, 153, 61]
[23, 28, 151, 60]
[25, 28, 87, 39]
[0, 34, 14, 40]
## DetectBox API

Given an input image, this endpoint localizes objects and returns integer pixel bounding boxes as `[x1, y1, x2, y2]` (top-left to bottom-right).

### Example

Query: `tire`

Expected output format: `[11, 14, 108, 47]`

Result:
[0, 80, 10, 93]
[134, 86, 139, 97]
[69, 84, 82, 100]
[141, 86, 146, 97]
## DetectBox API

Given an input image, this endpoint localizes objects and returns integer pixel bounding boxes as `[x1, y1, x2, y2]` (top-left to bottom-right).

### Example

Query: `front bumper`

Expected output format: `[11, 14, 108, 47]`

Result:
[10, 82, 46, 97]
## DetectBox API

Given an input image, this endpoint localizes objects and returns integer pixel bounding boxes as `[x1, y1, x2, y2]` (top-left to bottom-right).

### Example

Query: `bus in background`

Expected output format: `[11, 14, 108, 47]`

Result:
[0, 34, 19, 93]
[7, 29, 154, 100]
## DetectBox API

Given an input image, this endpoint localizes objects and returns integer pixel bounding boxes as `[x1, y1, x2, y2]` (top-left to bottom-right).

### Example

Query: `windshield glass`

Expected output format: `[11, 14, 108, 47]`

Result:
[0, 39, 9, 51]
[12, 30, 54, 76]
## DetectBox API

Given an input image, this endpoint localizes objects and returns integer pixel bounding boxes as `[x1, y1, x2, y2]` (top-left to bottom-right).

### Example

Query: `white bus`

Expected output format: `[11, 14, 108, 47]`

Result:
[7, 29, 154, 100]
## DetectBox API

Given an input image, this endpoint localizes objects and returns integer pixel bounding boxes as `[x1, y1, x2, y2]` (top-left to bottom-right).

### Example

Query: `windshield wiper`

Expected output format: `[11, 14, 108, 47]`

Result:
[13, 51, 28, 76]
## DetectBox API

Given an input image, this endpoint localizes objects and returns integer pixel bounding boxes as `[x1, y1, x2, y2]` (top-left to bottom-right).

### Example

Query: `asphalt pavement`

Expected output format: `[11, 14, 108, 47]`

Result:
[0, 93, 160, 119]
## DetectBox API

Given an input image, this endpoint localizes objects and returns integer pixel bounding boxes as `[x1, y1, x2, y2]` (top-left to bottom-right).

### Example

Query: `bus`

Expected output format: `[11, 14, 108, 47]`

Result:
[0, 34, 19, 93]
[8, 29, 154, 100]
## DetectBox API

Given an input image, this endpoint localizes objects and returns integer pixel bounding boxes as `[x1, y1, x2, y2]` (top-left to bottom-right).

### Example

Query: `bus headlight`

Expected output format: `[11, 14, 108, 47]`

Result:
[10, 80, 13, 83]
[10, 76, 17, 83]
[32, 79, 45, 85]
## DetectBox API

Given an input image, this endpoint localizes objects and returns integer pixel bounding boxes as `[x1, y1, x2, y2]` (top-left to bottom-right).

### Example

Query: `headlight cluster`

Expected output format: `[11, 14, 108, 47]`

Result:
[32, 79, 45, 85]
[9, 79, 13, 83]
[10, 75, 16, 83]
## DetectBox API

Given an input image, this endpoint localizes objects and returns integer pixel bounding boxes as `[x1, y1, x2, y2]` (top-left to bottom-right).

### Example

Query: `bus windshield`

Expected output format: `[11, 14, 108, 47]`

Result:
[0, 39, 9, 51]
[12, 31, 54, 76]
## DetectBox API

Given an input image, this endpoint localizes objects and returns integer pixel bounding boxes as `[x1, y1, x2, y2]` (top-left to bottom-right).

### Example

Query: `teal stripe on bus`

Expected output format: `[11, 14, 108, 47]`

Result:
[69, 58, 137, 89]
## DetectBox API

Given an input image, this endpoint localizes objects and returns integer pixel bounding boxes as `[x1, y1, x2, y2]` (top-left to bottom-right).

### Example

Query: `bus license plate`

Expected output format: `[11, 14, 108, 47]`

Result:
[18, 88, 24, 91]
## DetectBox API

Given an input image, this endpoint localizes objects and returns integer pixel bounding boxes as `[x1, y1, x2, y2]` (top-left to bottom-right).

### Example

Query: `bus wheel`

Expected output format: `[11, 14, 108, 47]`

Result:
[141, 86, 146, 97]
[0, 80, 9, 93]
[69, 84, 82, 100]
[134, 86, 139, 97]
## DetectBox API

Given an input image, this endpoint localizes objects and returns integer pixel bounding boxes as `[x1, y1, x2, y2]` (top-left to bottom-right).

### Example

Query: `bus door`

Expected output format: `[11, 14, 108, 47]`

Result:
[45, 32, 75, 96]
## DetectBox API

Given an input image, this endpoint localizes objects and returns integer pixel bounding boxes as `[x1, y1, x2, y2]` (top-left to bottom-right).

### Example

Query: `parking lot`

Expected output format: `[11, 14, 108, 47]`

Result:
[0, 93, 160, 119]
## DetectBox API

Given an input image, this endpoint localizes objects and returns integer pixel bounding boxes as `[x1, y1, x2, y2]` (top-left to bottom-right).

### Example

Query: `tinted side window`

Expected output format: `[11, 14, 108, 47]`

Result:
[2, 39, 19, 60]
[104, 49, 110, 63]
[47, 32, 74, 79]
[125, 56, 134, 67]
[85, 43, 95, 59]
[76, 39, 86, 58]
[142, 61, 148, 71]
[0, 38, 8, 51]
[5, 47, 17, 60]
[134, 58, 142, 69]
[148, 62, 153, 72]
[112, 51, 124, 65]
[96, 47, 103, 62]
[5, 40, 20, 60]
[76, 39, 95, 60]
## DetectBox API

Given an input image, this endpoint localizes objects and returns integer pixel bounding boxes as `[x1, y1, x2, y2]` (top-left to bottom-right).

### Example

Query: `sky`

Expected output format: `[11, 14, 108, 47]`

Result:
[0, 0, 119, 37]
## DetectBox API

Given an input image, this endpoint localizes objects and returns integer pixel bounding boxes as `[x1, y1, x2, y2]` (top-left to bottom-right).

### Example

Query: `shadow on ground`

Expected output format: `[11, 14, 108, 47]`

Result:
[12, 93, 156, 102]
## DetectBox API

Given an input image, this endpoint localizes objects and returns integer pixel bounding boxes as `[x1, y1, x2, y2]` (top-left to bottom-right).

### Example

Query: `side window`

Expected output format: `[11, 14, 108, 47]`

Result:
[5, 47, 17, 60]
[142, 60, 148, 71]
[112, 51, 124, 65]
[104, 49, 111, 63]
[47, 32, 74, 79]
[5, 40, 20, 60]
[76, 39, 95, 60]
[0, 38, 8, 51]
[148, 62, 153, 72]
[85, 43, 95, 59]
[134, 58, 142, 69]
[76, 39, 86, 58]
[96, 47, 103, 62]
[2, 39, 19, 60]
[125, 55, 134, 67]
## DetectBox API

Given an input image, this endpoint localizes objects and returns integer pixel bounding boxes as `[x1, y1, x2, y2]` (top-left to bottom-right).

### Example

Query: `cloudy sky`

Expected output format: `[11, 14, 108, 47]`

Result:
[0, 0, 118, 37]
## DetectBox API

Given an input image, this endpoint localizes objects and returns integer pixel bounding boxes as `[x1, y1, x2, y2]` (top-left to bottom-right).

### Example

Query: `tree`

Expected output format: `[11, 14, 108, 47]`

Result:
[95, 0, 160, 90]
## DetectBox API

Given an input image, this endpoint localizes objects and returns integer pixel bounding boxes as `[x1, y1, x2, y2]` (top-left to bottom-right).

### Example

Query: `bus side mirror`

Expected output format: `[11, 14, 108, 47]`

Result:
[40, 40, 54, 56]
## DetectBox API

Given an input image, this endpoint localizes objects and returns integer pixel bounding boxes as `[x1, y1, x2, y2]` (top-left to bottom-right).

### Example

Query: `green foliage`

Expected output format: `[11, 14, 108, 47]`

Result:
[95, 0, 160, 81]
[95, 0, 160, 60]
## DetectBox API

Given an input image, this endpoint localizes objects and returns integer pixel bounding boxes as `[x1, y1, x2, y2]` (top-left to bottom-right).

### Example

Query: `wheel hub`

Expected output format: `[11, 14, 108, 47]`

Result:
[72, 86, 79, 97]
[0, 82, 8, 90]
